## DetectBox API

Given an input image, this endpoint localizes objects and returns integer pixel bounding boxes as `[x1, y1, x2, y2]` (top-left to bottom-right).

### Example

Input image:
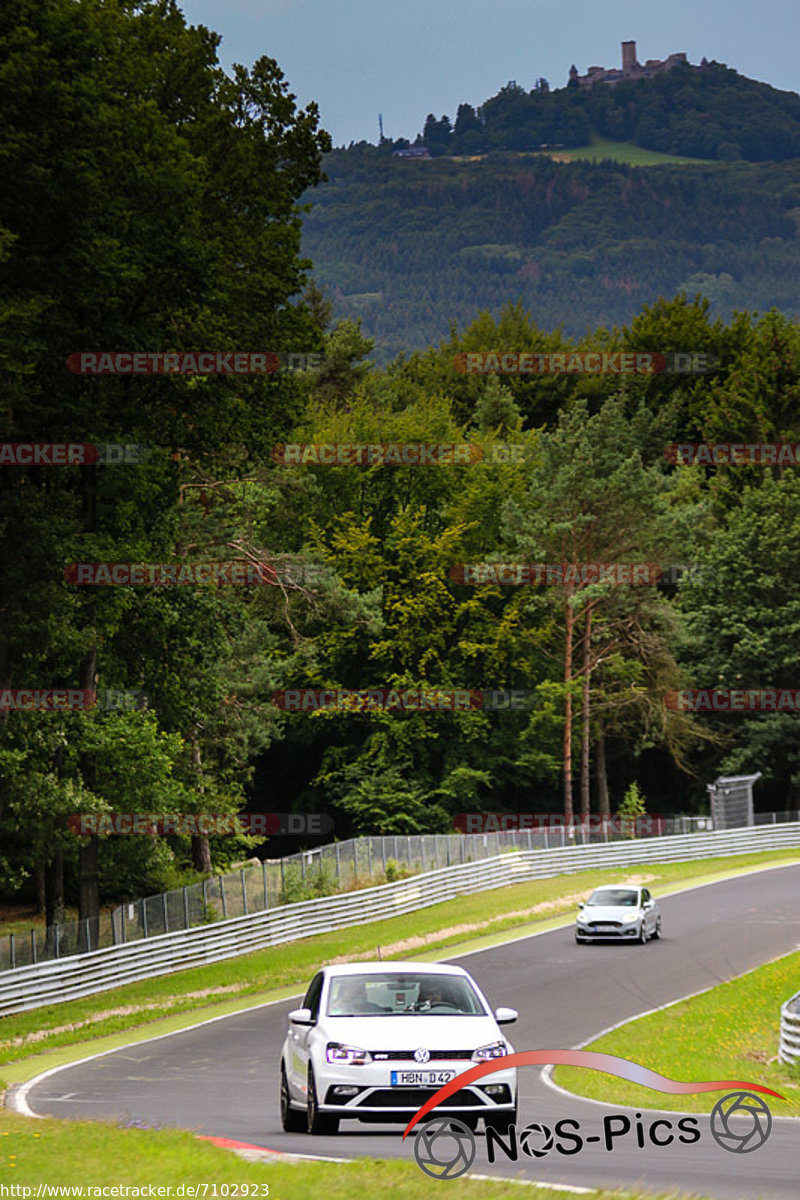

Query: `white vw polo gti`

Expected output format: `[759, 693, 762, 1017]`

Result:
[279, 961, 518, 1134]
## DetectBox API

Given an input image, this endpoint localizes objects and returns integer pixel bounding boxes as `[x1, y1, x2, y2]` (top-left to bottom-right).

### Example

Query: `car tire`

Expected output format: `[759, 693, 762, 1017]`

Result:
[280, 1064, 306, 1133]
[484, 1103, 517, 1135]
[575, 933, 586, 944]
[652, 917, 662, 940]
[306, 1067, 339, 1135]
[637, 922, 647, 944]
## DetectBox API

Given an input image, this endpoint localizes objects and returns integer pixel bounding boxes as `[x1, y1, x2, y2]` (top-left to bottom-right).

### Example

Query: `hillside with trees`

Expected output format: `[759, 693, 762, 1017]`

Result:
[392, 61, 800, 162]
[302, 150, 800, 362]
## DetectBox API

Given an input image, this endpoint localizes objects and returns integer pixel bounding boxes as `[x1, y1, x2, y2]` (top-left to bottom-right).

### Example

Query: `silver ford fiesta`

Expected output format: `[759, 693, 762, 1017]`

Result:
[575, 885, 662, 944]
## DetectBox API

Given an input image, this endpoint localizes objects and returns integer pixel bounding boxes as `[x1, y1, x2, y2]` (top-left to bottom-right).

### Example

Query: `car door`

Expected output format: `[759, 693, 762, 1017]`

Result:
[641, 888, 654, 934]
[289, 972, 323, 1099]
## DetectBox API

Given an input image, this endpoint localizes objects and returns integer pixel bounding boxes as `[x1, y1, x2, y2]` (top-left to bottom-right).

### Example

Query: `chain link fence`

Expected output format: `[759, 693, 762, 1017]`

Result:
[2, 811, 797, 973]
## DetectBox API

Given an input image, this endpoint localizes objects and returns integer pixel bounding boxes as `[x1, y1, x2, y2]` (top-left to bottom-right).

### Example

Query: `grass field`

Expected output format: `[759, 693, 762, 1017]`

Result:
[2, 849, 799, 1076]
[553, 947, 800, 1114]
[0, 905, 80, 939]
[446, 138, 714, 167]
[543, 137, 714, 166]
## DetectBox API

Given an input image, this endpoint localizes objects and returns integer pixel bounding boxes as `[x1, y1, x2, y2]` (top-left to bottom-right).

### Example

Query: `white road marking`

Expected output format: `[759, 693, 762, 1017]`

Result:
[468, 1174, 595, 1193]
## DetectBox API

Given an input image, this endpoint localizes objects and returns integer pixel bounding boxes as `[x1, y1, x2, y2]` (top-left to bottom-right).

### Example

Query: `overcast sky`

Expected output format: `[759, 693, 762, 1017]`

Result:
[178, 0, 799, 147]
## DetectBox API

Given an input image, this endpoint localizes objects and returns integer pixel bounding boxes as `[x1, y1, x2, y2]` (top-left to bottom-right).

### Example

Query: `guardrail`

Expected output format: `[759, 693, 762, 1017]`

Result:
[6, 811, 797, 974]
[2, 821, 799, 1017]
[779, 989, 800, 1063]
[0, 818, 691, 974]
[0, 823, 648, 974]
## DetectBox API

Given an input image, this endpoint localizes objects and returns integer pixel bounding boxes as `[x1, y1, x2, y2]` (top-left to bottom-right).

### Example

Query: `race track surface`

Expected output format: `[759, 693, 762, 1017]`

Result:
[25, 865, 800, 1199]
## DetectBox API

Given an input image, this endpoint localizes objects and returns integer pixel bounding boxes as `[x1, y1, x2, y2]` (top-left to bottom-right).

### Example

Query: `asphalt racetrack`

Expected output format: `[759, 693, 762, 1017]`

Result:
[23, 864, 800, 1199]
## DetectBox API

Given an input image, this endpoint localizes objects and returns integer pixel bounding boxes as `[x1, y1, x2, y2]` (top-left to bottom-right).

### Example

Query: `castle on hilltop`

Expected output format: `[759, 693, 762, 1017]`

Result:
[569, 41, 707, 89]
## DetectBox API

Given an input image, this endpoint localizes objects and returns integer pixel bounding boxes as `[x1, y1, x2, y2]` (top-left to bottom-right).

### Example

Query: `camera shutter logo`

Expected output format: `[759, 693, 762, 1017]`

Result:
[710, 1091, 772, 1153]
[414, 1047, 431, 1064]
[413, 1116, 476, 1179]
[519, 1122, 555, 1158]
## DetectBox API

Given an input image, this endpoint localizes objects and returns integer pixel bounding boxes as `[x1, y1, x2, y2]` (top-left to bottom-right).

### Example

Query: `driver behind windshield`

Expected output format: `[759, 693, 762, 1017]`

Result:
[417, 981, 443, 1008]
[415, 979, 457, 1009]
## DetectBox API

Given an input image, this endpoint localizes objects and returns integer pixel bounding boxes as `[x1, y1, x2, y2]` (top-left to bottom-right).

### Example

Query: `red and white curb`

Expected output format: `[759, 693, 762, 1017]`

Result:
[196, 1134, 349, 1164]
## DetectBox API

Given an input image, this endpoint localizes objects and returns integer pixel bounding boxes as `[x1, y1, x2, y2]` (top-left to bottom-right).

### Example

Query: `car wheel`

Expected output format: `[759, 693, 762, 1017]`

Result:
[484, 1103, 517, 1135]
[652, 916, 662, 940]
[280, 1064, 306, 1133]
[638, 922, 647, 944]
[306, 1066, 339, 1135]
[575, 933, 585, 944]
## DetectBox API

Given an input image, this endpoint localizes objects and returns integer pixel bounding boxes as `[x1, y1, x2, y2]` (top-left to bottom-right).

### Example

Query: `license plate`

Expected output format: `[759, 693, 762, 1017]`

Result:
[390, 1070, 456, 1086]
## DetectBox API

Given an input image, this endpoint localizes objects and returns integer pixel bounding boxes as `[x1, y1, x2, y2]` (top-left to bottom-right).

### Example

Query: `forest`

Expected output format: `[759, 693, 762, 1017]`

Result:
[395, 61, 800, 161]
[1, 0, 798, 928]
[302, 150, 800, 363]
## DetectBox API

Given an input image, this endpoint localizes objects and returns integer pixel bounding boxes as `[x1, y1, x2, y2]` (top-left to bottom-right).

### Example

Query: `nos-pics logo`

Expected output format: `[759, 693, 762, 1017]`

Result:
[404, 1050, 781, 1181]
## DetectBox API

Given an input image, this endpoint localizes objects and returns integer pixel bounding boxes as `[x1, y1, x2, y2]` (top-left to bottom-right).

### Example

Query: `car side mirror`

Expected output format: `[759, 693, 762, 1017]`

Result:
[288, 1007, 315, 1025]
[643, 900, 653, 909]
[578, 901, 585, 909]
[495, 1007, 518, 1025]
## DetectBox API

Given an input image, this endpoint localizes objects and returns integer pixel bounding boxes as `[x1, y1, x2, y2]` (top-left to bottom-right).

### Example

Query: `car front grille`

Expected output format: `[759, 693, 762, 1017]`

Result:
[371, 1050, 474, 1061]
[364, 1088, 483, 1108]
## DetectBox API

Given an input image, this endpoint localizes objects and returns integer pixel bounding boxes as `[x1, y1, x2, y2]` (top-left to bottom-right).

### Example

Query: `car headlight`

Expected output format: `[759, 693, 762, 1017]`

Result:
[622, 912, 639, 923]
[326, 1042, 372, 1065]
[472, 1040, 507, 1063]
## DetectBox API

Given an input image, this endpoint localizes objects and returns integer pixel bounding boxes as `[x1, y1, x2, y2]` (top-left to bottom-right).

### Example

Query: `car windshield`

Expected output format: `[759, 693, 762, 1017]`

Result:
[587, 888, 639, 907]
[326, 972, 486, 1016]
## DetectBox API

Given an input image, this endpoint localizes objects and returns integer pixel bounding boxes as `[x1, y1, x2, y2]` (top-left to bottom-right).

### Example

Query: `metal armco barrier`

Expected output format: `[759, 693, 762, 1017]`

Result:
[2, 822, 799, 1017]
[779, 989, 800, 1063]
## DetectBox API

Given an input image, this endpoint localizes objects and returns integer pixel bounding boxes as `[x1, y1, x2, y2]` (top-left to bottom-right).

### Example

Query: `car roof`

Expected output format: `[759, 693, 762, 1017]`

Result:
[321, 961, 470, 977]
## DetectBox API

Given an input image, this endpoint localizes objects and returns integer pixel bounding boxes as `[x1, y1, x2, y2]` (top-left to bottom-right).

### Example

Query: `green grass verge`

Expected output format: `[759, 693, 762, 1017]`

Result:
[1, 849, 798, 1076]
[0, 1104, 722, 1197]
[550, 137, 713, 166]
[553, 948, 800, 1115]
[0, 912, 49, 939]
